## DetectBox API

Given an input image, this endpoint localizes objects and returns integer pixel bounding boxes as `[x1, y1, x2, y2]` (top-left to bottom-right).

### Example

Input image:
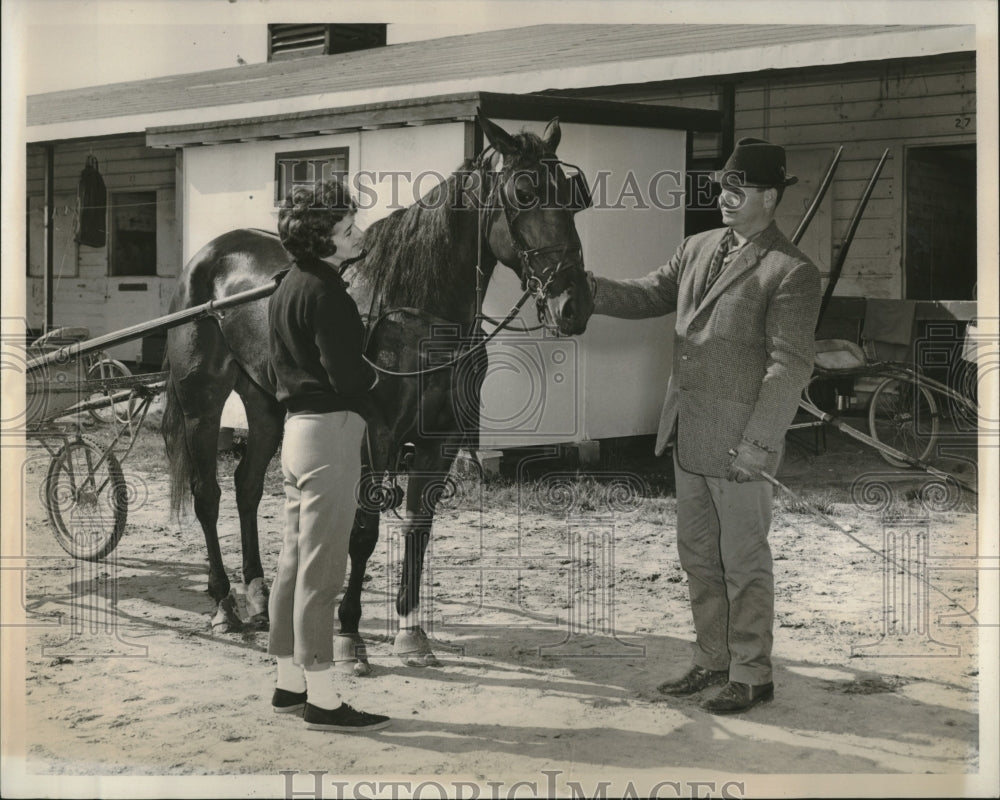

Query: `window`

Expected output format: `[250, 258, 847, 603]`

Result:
[110, 191, 157, 276]
[905, 144, 976, 300]
[274, 147, 349, 204]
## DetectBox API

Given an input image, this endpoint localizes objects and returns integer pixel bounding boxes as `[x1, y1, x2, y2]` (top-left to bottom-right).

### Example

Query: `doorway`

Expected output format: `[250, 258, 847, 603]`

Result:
[904, 144, 976, 300]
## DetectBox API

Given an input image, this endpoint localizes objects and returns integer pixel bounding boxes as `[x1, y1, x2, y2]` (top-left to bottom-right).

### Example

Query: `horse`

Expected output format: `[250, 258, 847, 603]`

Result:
[162, 112, 595, 671]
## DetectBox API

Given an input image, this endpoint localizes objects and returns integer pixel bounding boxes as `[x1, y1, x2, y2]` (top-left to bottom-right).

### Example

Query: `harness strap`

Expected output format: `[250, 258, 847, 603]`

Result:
[362, 290, 534, 379]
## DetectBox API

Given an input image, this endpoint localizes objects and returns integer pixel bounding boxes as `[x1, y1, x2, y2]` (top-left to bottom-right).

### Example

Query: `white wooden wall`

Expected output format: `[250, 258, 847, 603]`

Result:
[25, 135, 179, 360]
[577, 53, 977, 300]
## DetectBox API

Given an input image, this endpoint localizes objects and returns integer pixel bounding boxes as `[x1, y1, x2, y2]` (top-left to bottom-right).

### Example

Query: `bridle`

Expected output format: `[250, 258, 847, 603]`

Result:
[476, 148, 587, 329]
[362, 147, 590, 378]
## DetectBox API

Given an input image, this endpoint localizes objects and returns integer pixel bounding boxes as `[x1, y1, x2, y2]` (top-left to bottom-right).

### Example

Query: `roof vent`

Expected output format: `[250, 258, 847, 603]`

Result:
[267, 24, 387, 61]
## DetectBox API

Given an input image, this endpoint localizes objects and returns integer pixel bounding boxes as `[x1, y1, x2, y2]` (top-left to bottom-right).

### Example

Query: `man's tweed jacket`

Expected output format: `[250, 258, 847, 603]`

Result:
[593, 221, 822, 478]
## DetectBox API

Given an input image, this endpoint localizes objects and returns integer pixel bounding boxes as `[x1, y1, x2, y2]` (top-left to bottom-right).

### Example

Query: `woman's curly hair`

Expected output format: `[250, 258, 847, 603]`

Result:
[277, 178, 357, 261]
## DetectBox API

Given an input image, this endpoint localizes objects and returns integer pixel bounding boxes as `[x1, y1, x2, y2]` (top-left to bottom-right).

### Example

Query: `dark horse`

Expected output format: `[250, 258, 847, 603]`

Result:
[162, 113, 594, 671]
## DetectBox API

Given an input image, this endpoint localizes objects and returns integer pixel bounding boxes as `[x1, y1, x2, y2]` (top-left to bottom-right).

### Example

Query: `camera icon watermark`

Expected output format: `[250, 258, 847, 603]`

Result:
[2, 330, 88, 437]
[413, 328, 582, 443]
[3, 451, 148, 658]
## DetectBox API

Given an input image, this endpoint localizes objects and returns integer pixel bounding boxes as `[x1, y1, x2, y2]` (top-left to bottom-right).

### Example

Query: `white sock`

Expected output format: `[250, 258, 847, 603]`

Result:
[399, 608, 420, 628]
[276, 656, 306, 694]
[304, 664, 341, 711]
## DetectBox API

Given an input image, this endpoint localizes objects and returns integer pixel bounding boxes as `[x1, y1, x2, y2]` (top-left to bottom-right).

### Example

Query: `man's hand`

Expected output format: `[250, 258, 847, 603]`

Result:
[726, 441, 771, 483]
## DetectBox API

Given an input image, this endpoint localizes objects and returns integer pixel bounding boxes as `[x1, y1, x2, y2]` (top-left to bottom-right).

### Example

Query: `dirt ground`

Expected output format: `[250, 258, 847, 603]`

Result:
[4, 404, 991, 798]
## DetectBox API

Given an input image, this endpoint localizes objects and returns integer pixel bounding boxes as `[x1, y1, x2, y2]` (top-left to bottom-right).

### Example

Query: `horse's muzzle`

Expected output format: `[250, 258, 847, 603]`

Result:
[550, 292, 589, 335]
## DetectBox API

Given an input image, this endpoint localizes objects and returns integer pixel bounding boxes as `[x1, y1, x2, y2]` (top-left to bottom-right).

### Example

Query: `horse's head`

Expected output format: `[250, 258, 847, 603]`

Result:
[477, 112, 594, 336]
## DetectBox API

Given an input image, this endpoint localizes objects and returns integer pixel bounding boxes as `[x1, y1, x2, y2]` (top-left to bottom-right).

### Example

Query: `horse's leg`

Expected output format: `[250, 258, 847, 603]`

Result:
[166, 323, 241, 631]
[393, 441, 458, 667]
[336, 427, 392, 677]
[233, 373, 284, 630]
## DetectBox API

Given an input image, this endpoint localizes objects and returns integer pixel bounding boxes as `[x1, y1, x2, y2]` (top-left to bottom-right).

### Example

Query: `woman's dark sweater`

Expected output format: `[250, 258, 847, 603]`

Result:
[268, 256, 377, 416]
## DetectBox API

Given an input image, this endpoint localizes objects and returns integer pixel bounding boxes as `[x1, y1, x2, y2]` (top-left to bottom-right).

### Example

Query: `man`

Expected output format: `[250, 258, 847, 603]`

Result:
[589, 138, 822, 714]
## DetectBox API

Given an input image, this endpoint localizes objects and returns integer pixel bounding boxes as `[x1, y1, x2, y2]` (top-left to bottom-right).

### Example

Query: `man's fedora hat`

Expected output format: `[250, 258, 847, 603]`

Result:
[712, 137, 798, 189]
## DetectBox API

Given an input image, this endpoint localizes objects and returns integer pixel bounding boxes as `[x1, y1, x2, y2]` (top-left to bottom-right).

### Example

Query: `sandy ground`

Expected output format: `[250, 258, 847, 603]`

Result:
[4, 409, 990, 797]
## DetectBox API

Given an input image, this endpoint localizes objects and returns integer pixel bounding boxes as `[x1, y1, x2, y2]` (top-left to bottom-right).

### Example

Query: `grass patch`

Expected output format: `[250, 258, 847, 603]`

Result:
[777, 488, 837, 516]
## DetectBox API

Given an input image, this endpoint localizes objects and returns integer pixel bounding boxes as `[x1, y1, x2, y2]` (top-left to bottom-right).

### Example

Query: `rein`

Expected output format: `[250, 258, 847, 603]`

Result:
[361, 292, 534, 378]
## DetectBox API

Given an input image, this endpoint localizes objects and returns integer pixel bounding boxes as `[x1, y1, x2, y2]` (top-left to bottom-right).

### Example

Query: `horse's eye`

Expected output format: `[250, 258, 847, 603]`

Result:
[510, 174, 537, 208]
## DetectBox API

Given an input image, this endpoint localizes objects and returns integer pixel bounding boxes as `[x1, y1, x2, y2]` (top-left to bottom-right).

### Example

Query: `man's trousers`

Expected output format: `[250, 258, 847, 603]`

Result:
[673, 448, 775, 685]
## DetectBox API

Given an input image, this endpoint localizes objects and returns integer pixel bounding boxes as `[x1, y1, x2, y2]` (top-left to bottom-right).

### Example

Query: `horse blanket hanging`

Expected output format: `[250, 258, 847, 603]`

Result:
[75, 155, 107, 248]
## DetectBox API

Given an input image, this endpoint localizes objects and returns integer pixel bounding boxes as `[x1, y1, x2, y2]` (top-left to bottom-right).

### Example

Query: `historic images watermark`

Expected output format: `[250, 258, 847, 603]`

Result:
[279, 769, 747, 799]
[275, 159, 729, 213]
[913, 317, 996, 446]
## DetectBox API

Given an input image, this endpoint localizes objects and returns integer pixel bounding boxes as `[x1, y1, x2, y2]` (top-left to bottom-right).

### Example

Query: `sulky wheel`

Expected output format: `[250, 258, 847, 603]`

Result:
[867, 376, 940, 469]
[86, 357, 134, 425]
[44, 435, 128, 560]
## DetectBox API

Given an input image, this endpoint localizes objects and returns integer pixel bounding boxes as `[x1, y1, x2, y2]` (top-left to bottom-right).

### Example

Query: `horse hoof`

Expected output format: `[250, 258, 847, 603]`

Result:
[246, 613, 270, 632]
[352, 660, 373, 677]
[393, 626, 440, 667]
[399, 652, 441, 668]
[245, 577, 270, 619]
[211, 592, 243, 633]
[333, 634, 372, 676]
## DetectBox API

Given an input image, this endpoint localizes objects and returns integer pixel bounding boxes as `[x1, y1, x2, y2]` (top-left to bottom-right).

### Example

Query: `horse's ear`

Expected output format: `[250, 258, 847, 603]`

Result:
[542, 117, 561, 153]
[478, 109, 517, 157]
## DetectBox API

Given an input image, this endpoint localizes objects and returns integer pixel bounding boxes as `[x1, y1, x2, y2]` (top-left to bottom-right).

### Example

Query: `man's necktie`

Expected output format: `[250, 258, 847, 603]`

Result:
[704, 230, 733, 291]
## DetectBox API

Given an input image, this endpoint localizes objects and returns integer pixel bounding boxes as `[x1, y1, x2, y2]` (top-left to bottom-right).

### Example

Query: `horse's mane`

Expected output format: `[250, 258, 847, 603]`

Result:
[356, 131, 552, 313]
[357, 171, 467, 312]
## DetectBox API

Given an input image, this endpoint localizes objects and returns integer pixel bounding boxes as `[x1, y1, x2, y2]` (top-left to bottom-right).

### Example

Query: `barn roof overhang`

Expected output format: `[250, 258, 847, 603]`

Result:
[143, 91, 721, 149]
[25, 23, 974, 144]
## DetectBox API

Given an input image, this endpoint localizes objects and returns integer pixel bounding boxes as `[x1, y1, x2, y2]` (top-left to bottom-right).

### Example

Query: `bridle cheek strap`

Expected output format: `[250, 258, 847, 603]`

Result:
[476, 152, 582, 330]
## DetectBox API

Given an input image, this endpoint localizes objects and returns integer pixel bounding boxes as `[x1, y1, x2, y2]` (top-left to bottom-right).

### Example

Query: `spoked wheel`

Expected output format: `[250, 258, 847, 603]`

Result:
[44, 435, 128, 560]
[867, 377, 940, 468]
[86, 357, 134, 425]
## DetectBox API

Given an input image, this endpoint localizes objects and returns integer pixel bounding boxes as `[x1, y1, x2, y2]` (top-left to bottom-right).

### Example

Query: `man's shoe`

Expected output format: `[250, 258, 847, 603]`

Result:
[657, 665, 729, 696]
[271, 688, 307, 714]
[304, 703, 391, 732]
[701, 681, 774, 715]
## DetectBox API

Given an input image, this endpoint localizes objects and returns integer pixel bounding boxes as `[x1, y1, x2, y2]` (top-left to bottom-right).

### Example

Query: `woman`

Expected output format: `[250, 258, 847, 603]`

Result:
[267, 178, 389, 732]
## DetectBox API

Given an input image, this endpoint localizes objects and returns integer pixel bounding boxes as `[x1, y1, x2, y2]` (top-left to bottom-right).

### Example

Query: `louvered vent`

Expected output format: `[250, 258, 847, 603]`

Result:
[268, 24, 387, 61]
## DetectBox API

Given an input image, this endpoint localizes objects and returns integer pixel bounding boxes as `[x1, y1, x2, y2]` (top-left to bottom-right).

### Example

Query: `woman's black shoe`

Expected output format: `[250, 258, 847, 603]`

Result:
[304, 703, 391, 732]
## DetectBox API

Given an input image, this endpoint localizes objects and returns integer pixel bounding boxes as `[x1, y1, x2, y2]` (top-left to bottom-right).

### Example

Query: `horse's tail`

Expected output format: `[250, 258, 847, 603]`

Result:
[161, 356, 191, 516]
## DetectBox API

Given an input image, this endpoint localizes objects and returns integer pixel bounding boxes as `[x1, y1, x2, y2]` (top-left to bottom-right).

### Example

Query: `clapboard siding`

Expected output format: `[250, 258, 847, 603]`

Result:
[25, 134, 179, 336]
[726, 55, 973, 300]
[737, 67, 974, 109]
[28, 136, 176, 194]
[568, 52, 975, 299]
[738, 113, 973, 143]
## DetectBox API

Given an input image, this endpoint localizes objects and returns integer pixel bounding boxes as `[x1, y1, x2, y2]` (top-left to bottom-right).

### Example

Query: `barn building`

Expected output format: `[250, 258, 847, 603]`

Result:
[24, 23, 978, 451]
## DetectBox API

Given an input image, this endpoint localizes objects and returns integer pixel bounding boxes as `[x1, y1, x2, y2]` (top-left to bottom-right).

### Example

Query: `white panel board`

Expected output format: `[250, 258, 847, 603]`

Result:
[355, 123, 467, 232]
[182, 132, 361, 261]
